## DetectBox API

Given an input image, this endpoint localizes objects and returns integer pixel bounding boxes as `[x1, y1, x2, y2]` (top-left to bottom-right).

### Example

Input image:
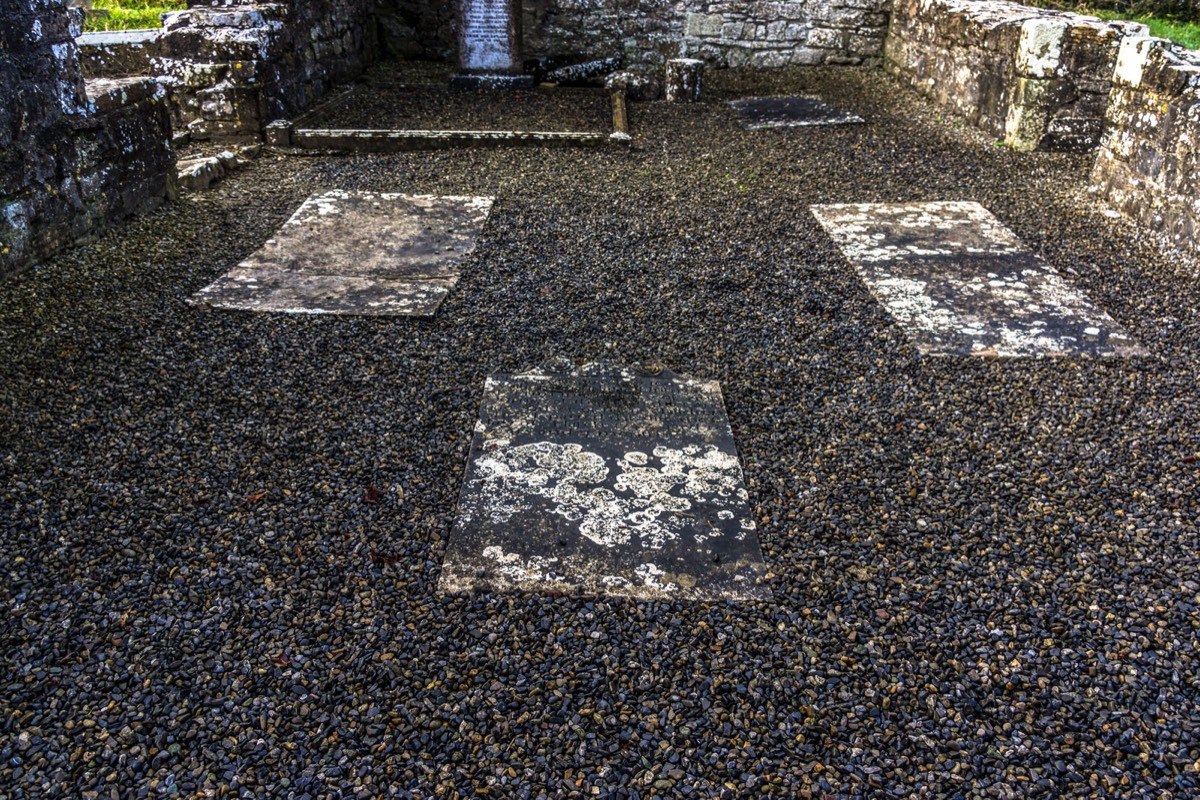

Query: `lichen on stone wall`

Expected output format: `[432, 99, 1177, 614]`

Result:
[1091, 37, 1200, 253]
[884, 0, 1143, 151]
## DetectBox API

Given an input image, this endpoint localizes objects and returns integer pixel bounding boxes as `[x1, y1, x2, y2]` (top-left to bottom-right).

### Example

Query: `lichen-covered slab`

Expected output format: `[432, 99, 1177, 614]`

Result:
[441, 362, 771, 601]
[811, 201, 1147, 357]
[191, 191, 493, 316]
[730, 96, 864, 129]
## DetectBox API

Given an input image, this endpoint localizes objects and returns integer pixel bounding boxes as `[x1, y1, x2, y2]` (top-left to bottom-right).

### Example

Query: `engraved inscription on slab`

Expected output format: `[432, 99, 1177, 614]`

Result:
[811, 201, 1147, 357]
[191, 191, 493, 316]
[441, 362, 772, 601]
[730, 96, 864, 129]
[459, 0, 518, 72]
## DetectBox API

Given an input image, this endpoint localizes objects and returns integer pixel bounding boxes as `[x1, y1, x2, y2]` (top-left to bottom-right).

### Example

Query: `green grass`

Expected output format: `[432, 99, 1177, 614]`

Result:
[82, 0, 186, 33]
[1088, 8, 1200, 48]
[1029, 1, 1200, 49]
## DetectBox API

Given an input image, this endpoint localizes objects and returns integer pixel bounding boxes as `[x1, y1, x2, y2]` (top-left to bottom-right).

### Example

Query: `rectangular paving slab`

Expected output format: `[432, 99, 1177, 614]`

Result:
[441, 362, 772, 601]
[810, 201, 1147, 357]
[191, 191, 493, 316]
[730, 96, 864, 129]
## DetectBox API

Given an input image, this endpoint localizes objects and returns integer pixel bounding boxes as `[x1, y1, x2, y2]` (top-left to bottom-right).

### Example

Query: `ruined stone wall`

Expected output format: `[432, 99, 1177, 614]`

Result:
[884, 0, 1142, 150]
[1, 0, 174, 279]
[1091, 37, 1200, 253]
[373, 0, 455, 60]
[151, 0, 374, 142]
[376, 0, 889, 68]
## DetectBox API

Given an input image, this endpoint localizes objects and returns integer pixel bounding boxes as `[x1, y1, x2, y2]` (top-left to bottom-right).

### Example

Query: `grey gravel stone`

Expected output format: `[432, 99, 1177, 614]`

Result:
[1, 64, 1198, 798]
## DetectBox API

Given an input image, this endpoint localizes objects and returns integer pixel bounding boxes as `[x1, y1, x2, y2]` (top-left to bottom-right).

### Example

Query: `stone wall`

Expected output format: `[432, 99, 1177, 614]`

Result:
[1, 0, 175, 279]
[154, 0, 374, 142]
[376, 0, 890, 69]
[1091, 37, 1200, 253]
[78, 29, 162, 79]
[884, 0, 1143, 150]
[678, 0, 889, 67]
[77, 0, 375, 143]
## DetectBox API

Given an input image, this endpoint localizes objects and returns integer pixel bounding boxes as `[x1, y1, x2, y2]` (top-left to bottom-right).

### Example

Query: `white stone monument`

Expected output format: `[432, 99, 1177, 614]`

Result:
[452, 0, 532, 89]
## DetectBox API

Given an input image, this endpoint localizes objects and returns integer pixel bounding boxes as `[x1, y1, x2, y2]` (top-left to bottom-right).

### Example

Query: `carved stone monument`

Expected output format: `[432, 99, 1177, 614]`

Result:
[452, 0, 532, 89]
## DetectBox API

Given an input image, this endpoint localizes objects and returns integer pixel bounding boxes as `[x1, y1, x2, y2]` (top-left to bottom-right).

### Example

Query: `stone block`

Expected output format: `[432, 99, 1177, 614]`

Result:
[177, 156, 225, 191]
[685, 13, 724, 38]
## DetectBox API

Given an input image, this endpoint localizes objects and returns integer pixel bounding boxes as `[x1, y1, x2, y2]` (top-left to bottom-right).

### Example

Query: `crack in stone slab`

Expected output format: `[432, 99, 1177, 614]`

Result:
[811, 201, 1148, 358]
[191, 191, 493, 316]
[441, 361, 772, 601]
[730, 96, 864, 129]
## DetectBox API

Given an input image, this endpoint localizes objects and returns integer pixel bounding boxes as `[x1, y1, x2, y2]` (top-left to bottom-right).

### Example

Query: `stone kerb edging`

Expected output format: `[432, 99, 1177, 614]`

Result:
[1091, 37, 1200, 253]
[885, 0, 1145, 150]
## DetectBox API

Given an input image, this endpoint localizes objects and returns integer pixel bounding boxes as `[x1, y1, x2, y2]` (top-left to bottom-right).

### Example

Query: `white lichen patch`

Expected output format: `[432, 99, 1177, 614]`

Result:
[464, 441, 744, 550]
[634, 563, 677, 592]
[190, 191, 493, 316]
[1016, 18, 1067, 79]
[481, 546, 562, 583]
[812, 201, 1148, 357]
[442, 365, 771, 601]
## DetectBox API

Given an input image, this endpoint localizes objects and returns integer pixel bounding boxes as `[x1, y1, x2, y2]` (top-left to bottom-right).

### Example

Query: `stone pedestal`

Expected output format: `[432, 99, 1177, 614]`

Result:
[665, 58, 704, 102]
[452, 0, 532, 89]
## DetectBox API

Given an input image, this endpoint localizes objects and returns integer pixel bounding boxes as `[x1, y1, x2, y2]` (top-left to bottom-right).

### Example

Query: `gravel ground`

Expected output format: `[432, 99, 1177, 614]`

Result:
[299, 63, 613, 132]
[2, 66, 1200, 798]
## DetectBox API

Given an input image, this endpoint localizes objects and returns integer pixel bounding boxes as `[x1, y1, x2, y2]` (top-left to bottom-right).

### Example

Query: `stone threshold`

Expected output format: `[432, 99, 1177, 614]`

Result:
[274, 127, 630, 152]
[266, 83, 632, 152]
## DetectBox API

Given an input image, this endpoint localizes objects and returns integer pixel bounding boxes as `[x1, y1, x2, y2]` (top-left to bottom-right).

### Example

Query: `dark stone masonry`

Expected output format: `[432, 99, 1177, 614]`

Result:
[154, 0, 374, 142]
[1, 0, 174, 281]
[378, 0, 891, 69]
[3, 0, 1200, 276]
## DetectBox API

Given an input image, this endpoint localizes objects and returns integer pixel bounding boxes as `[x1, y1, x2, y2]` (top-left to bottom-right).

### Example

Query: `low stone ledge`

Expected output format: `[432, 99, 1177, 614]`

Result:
[78, 29, 162, 78]
[287, 128, 626, 152]
[83, 77, 162, 115]
[176, 145, 257, 191]
[885, 0, 1145, 150]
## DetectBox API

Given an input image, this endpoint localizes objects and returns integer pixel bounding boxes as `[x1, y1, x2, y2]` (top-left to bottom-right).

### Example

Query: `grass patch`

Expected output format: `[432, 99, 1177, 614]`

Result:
[82, 0, 187, 33]
[1028, 1, 1200, 49]
[1089, 8, 1200, 47]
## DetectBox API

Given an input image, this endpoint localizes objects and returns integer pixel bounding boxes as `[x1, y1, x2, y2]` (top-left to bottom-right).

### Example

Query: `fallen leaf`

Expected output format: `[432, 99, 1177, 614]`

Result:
[369, 549, 400, 566]
[362, 484, 385, 504]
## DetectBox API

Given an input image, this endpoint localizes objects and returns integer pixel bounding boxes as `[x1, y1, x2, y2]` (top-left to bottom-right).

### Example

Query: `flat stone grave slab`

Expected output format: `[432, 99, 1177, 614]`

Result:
[810, 201, 1147, 357]
[729, 96, 863, 129]
[191, 191, 493, 316]
[441, 361, 771, 601]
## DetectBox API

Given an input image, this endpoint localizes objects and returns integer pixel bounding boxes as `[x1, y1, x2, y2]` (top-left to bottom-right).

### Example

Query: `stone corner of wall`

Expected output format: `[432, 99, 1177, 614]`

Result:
[1091, 34, 1200, 253]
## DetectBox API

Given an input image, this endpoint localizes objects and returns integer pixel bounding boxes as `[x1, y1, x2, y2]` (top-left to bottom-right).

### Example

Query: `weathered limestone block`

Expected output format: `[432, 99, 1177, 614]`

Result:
[605, 68, 662, 101]
[665, 58, 704, 102]
[77, 30, 162, 78]
[885, 0, 1143, 150]
[1092, 37, 1200, 253]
